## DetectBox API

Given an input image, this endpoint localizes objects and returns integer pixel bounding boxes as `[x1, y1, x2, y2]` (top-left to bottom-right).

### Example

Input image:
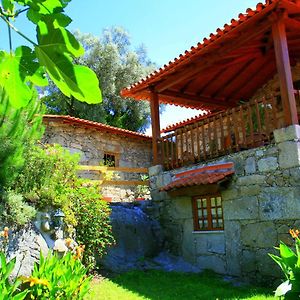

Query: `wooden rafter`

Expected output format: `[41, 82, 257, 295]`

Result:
[229, 55, 276, 101]
[211, 59, 253, 98]
[158, 90, 233, 109]
[180, 78, 196, 94]
[154, 18, 273, 93]
[285, 16, 300, 31]
[261, 30, 274, 54]
[196, 68, 227, 96]
[218, 56, 265, 99]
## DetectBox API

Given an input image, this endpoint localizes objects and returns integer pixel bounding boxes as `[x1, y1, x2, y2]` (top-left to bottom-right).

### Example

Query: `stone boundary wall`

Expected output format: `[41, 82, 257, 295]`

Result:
[42, 121, 152, 202]
[149, 125, 300, 283]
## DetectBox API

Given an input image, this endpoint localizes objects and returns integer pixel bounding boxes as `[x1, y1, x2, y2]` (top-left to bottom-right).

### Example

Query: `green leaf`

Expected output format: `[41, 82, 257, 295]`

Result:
[2, 0, 14, 13]
[15, 46, 48, 86]
[275, 280, 292, 297]
[11, 290, 28, 300]
[31, 0, 64, 15]
[37, 18, 84, 58]
[0, 52, 33, 108]
[35, 46, 102, 104]
[280, 242, 297, 268]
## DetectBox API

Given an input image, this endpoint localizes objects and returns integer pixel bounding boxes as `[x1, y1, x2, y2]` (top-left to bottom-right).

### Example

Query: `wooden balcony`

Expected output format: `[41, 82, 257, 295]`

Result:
[159, 91, 300, 170]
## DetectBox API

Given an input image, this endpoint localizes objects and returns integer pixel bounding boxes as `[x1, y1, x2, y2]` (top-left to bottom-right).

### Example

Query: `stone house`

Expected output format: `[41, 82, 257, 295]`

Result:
[42, 115, 152, 202]
[121, 0, 300, 282]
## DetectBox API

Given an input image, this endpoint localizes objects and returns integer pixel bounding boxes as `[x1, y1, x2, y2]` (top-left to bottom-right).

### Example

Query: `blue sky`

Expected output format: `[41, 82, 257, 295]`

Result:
[2, 0, 260, 134]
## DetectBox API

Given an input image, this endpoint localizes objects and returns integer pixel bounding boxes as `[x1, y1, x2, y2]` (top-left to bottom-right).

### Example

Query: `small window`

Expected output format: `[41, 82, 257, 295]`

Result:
[103, 153, 116, 167]
[192, 194, 224, 231]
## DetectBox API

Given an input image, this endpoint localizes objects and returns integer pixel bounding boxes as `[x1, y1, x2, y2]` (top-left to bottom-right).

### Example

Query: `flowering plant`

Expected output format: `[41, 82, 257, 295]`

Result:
[269, 229, 300, 299]
[22, 250, 92, 300]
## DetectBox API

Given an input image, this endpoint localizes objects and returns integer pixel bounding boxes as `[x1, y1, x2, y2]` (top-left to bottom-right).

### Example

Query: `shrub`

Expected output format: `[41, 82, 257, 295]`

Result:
[15, 144, 80, 226]
[71, 183, 115, 269]
[1, 191, 36, 227]
[23, 251, 92, 300]
[269, 229, 300, 298]
[14, 144, 114, 269]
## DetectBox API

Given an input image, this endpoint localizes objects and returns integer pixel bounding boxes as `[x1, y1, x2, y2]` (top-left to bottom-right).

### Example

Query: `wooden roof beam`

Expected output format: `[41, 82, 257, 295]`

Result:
[156, 53, 262, 95]
[228, 56, 276, 102]
[154, 19, 273, 93]
[195, 68, 227, 96]
[211, 59, 253, 98]
[158, 90, 233, 109]
[279, 0, 300, 14]
[285, 17, 300, 31]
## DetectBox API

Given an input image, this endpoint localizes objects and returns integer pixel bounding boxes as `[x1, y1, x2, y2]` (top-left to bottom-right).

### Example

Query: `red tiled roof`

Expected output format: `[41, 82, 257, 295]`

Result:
[161, 111, 215, 133]
[121, 0, 300, 109]
[43, 115, 152, 140]
[160, 163, 234, 191]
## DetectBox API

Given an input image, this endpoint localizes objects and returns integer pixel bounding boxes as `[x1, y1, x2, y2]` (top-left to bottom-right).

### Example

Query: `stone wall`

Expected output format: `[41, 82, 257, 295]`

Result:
[42, 121, 152, 202]
[149, 125, 300, 283]
[252, 63, 300, 99]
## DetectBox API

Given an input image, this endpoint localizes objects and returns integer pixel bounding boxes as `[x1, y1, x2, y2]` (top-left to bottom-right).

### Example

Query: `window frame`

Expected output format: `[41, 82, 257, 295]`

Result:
[192, 194, 224, 232]
[103, 152, 119, 167]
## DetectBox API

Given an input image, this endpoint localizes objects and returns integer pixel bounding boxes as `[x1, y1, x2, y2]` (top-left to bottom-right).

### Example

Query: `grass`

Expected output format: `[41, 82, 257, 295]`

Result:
[86, 270, 277, 300]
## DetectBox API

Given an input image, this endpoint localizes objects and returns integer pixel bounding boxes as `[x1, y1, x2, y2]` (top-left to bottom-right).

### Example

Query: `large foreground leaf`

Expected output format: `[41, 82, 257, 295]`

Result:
[16, 46, 48, 87]
[0, 52, 33, 108]
[35, 46, 102, 103]
[37, 18, 84, 58]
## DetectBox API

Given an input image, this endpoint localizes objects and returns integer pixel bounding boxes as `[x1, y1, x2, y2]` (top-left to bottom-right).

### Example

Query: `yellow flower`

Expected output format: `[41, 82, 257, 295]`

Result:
[74, 245, 85, 260]
[1, 227, 9, 239]
[65, 238, 73, 248]
[22, 276, 50, 287]
[289, 229, 300, 238]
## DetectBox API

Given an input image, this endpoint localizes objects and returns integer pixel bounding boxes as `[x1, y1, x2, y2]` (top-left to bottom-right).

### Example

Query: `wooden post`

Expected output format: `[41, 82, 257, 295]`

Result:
[272, 14, 298, 125]
[150, 90, 161, 165]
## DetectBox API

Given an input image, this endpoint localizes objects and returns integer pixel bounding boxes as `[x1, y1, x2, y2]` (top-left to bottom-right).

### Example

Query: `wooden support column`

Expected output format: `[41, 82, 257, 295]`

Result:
[272, 14, 298, 126]
[150, 89, 161, 165]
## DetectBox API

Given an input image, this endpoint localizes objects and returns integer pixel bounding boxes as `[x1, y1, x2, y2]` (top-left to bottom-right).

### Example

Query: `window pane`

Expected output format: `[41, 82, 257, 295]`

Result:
[216, 197, 222, 206]
[198, 210, 203, 218]
[202, 199, 207, 208]
[211, 208, 217, 218]
[197, 200, 202, 209]
[211, 197, 216, 207]
[198, 220, 202, 228]
[212, 219, 217, 228]
[199, 220, 205, 229]
[203, 220, 208, 229]
[218, 208, 222, 218]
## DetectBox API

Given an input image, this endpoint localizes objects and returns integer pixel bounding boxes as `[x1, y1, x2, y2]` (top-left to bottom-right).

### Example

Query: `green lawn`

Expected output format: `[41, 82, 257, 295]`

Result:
[86, 270, 277, 300]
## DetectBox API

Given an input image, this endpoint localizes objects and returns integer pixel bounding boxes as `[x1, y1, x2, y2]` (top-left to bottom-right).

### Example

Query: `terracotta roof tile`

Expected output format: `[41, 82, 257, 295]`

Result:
[160, 163, 234, 192]
[43, 115, 152, 140]
[161, 111, 217, 133]
[121, 0, 299, 106]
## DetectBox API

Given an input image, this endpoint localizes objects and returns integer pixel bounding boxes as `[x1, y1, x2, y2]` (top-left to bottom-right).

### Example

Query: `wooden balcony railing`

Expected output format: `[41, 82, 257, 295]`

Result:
[159, 92, 300, 170]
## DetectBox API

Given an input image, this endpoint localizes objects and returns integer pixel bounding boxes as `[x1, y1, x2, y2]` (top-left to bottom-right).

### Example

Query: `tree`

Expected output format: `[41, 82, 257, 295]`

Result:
[0, 88, 44, 188]
[0, 0, 101, 109]
[43, 27, 156, 133]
